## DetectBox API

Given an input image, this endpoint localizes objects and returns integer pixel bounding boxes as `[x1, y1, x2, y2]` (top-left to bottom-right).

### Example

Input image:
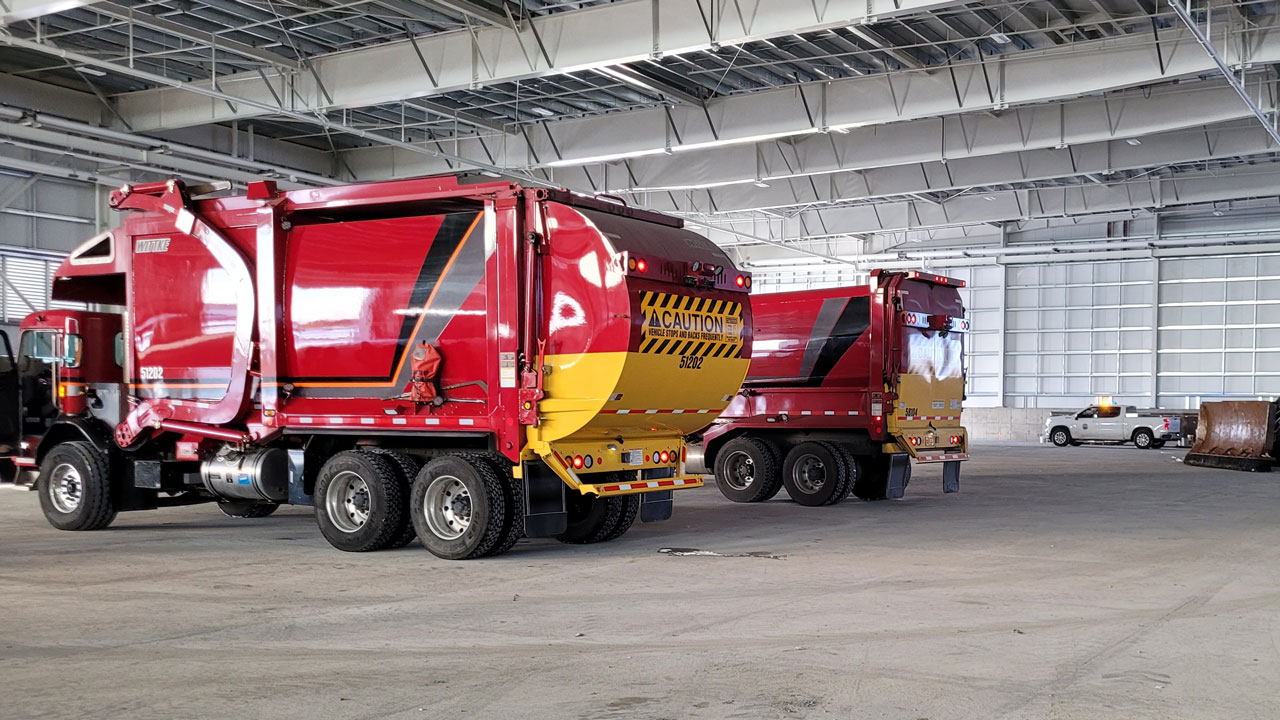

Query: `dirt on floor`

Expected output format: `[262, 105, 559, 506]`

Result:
[1, 442, 1277, 719]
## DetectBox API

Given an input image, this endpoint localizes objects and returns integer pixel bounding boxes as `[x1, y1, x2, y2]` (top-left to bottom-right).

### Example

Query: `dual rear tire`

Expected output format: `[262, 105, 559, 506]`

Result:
[714, 436, 900, 506]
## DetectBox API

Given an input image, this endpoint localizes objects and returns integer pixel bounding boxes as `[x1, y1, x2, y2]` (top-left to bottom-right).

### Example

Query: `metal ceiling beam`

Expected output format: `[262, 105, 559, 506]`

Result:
[91, 2, 302, 71]
[0, 32, 532, 182]
[1167, 0, 1280, 147]
[635, 122, 1280, 215]
[690, 162, 1280, 239]
[594, 66, 704, 106]
[425, 0, 510, 28]
[112, 0, 978, 132]
[341, 79, 1268, 186]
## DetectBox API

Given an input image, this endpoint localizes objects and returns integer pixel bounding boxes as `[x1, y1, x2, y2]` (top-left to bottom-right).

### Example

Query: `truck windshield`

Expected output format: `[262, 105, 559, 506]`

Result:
[19, 331, 80, 368]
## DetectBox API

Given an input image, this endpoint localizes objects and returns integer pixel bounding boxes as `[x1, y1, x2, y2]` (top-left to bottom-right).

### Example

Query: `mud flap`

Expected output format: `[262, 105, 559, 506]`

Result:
[886, 453, 911, 499]
[522, 462, 567, 537]
[640, 490, 673, 522]
[942, 460, 961, 493]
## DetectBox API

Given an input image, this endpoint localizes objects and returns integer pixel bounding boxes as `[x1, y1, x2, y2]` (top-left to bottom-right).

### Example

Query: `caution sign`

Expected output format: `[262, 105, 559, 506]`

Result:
[638, 291, 744, 358]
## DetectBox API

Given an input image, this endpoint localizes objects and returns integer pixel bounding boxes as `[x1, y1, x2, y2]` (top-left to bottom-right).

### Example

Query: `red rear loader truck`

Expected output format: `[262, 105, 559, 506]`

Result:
[689, 270, 969, 505]
[0, 174, 753, 559]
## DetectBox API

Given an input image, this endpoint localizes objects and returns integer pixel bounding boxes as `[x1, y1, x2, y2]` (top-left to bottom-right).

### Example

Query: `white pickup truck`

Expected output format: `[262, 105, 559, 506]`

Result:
[1042, 405, 1183, 449]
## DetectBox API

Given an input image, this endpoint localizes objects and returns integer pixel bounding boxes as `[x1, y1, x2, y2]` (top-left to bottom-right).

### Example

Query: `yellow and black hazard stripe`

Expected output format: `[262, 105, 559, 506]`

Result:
[638, 290, 744, 358]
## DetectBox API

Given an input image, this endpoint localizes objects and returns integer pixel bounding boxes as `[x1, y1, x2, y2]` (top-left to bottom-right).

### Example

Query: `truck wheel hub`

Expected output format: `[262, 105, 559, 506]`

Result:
[49, 463, 82, 513]
[327, 471, 372, 533]
[791, 456, 827, 494]
[724, 450, 755, 490]
[423, 475, 472, 540]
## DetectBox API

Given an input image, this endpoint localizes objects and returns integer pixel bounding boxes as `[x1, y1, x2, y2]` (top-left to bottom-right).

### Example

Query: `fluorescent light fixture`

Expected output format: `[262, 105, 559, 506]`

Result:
[78, 66, 106, 77]
[1, 208, 92, 224]
[753, 180, 770, 189]
[990, 32, 1011, 45]
[671, 128, 822, 154]
[545, 147, 673, 168]
[826, 121, 867, 134]
[983, 195, 996, 202]
[546, 129, 819, 168]
[531, 107, 555, 117]
[1126, 138, 1142, 146]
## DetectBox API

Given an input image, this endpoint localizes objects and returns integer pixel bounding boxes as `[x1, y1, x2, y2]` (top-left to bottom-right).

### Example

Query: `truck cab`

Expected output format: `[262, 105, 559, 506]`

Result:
[0, 310, 123, 483]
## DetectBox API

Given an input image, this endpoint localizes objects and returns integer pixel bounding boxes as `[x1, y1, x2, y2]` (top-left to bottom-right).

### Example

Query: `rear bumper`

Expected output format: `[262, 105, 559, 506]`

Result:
[914, 452, 969, 463]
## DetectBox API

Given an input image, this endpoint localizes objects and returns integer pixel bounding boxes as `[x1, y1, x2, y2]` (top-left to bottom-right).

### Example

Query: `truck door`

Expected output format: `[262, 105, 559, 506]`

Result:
[16, 328, 81, 436]
[1074, 407, 1100, 439]
[1093, 405, 1124, 440]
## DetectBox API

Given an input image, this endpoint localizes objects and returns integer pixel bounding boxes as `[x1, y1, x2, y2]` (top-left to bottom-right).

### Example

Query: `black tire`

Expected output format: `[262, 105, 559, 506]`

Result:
[828, 443, 862, 504]
[37, 441, 116, 531]
[557, 492, 626, 544]
[598, 477, 641, 542]
[852, 453, 889, 501]
[713, 436, 782, 503]
[1151, 439, 1166, 449]
[462, 451, 524, 557]
[1050, 427, 1072, 447]
[412, 454, 507, 560]
[1133, 428, 1155, 449]
[217, 500, 279, 518]
[366, 449, 420, 548]
[781, 441, 849, 507]
[314, 451, 406, 552]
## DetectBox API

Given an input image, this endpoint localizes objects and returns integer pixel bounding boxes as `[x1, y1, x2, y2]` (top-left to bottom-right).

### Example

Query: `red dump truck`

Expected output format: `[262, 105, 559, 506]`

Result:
[0, 174, 753, 559]
[689, 270, 968, 505]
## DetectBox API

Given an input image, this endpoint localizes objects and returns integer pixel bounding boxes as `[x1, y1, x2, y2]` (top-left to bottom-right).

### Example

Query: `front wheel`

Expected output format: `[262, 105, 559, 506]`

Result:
[37, 441, 116, 531]
[1050, 428, 1072, 447]
[1133, 429, 1155, 449]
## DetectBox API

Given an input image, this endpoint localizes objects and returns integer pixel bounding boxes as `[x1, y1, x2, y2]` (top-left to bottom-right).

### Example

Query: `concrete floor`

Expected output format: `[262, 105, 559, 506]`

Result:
[1, 443, 1278, 719]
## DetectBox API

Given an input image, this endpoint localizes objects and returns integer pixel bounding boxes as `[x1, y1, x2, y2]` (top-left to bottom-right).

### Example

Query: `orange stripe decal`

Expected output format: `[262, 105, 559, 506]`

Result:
[291, 212, 482, 389]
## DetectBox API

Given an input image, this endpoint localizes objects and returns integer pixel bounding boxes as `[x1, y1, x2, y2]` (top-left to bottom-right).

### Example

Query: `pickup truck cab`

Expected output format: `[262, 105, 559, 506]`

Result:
[1042, 405, 1182, 450]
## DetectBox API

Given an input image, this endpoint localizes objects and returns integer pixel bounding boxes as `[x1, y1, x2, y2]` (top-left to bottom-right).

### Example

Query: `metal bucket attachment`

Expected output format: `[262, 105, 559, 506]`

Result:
[1183, 400, 1279, 472]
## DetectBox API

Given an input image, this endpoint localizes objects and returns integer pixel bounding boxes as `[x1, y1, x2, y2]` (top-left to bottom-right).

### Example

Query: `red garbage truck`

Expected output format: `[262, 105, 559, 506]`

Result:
[689, 270, 969, 505]
[0, 174, 753, 559]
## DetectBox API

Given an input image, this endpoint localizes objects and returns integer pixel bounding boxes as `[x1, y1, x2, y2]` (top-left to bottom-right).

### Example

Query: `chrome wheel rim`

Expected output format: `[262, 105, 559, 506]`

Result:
[326, 470, 371, 533]
[1136, 434, 1150, 448]
[423, 475, 471, 540]
[1053, 431, 1067, 445]
[49, 463, 82, 513]
[790, 454, 827, 495]
[723, 450, 755, 491]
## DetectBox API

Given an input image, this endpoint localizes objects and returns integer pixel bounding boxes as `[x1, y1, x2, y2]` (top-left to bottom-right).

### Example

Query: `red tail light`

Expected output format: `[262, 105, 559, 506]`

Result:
[572, 455, 584, 469]
[950, 435, 960, 445]
[735, 275, 746, 287]
[636, 258, 647, 272]
[909, 437, 920, 446]
[681, 446, 686, 462]
[659, 450, 670, 463]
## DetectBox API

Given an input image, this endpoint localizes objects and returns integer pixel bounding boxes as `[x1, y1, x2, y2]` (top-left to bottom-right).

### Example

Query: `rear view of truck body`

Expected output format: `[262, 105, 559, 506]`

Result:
[695, 270, 968, 506]
[1, 175, 752, 558]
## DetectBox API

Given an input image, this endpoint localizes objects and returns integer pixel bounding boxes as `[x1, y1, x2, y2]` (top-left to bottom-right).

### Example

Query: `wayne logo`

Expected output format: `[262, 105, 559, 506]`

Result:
[639, 291, 743, 358]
